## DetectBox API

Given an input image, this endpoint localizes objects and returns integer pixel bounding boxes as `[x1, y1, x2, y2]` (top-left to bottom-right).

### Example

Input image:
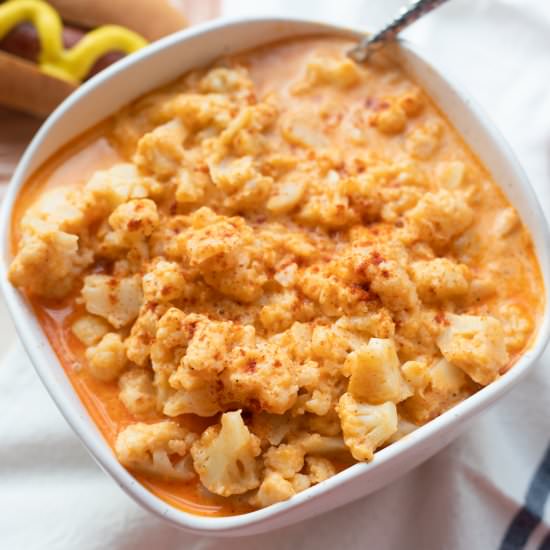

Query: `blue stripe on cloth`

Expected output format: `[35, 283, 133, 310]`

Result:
[499, 444, 550, 550]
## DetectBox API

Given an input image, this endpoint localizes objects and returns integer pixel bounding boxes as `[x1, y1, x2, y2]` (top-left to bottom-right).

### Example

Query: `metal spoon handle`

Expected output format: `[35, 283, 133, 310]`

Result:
[348, 0, 450, 62]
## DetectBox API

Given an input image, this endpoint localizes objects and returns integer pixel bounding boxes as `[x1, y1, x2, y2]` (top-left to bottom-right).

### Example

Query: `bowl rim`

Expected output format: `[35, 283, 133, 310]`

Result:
[1, 14, 549, 535]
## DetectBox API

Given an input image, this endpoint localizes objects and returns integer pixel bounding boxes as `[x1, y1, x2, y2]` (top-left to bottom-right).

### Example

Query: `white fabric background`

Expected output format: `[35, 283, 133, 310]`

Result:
[1, 1, 550, 548]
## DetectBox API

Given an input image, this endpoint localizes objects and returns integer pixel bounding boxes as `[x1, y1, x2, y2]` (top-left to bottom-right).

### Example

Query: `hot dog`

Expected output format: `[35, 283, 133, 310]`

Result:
[0, 0, 187, 117]
[0, 21, 126, 79]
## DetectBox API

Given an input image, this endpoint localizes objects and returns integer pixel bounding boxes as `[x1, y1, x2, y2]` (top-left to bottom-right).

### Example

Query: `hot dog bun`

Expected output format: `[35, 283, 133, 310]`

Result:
[0, 0, 188, 117]
[48, 0, 187, 41]
[0, 51, 76, 117]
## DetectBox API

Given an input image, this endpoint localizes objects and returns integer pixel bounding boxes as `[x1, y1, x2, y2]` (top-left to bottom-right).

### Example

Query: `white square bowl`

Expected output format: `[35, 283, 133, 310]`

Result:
[1, 16, 549, 537]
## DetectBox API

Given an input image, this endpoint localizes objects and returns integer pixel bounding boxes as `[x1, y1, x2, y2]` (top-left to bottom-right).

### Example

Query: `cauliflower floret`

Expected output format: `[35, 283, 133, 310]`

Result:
[305, 409, 342, 437]
[82, 163, 151, 221]
[354, 246, 419, 312]
[263, 443, 305, 480]
[298, 185, 357, 229]
[169, 315, 252, 379]
[492, 207, 520, 238]
[310, 324, 357, 363]
[273, 322, 314, 364]
[179, 209, 234, 261]
[437, 313, 508, 385]
[345, 338, 411, 404]
[400, 358, 468, 424]
[20, 187, 84, 236]
[208, 154, 273, 212]
[266, 179, 306, 214]
[294, 55, 361, 93]
[108, 199, 159, 241]
[393, 309, 441, 361]
[153, 307, 196, 354]
[336, 392, 397, 461]
[133, 119, 186, 180]
[82, 274, 143, 329]
[436, 161, 465, 189]
[157, 314, 269, 416]
[115, 421, 197, 481]
[398, 88, 424, 117]
[406, 120, 442, 160]
[410, 258, 470, 303]
[142, 260, 188, 302]
[249, 412, 296, 447]
[499, 302, 533, 352]
[190, 410, 261, 496]
[125, 302, 168, 366]
[217, 102, 277, 149]
[229, 105, 279, 158]
[181, 216, 267, 303]
[198, 67, 253, 94]
[163, 386, 220, 418]
[298, 267, 369, 316]
[430, 357, 467, 394]
[71, 315, 110, 347]
[252, 471, 296, 508]
[119, 369, 156, 416]
[370, 101, 408, 135]
[220, 346, 299, 415]
[152, 313, 223, 417]
[407, 190, 473, 248]
[291, 473, 312, 493]
[248, 440, 311, 505]
[208, 155, 256, 194]
[259, 291, 300, 333]
[9, 230, 89, 299]
[174, 167, 209, 205]
[334, 310, 395, 340]
[257, 441, 333, 507]
[281, 113, 328, 149]
[159, 93, 234, 131]
[401, 360, 430, 390]
[305, 456, 336, 484]
[85, 332, 128, 381]
[299, 379, 334, 416]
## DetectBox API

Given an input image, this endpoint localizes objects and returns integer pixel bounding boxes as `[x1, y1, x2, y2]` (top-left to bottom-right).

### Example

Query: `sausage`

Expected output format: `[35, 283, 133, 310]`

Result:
[0, 22, 84, 63]
[0, 22, 126, 79]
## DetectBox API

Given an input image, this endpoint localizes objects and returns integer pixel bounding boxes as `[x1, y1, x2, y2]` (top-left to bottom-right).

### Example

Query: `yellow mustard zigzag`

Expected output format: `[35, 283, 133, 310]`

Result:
[0, 0, 148, 83]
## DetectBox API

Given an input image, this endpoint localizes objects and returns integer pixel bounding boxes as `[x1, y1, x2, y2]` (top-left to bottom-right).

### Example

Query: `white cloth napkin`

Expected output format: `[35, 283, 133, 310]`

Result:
[2, 1, 550, 548]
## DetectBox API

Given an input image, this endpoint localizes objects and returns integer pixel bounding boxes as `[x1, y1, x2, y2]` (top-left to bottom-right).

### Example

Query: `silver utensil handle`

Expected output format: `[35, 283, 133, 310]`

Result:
[348, 0, 450, 62]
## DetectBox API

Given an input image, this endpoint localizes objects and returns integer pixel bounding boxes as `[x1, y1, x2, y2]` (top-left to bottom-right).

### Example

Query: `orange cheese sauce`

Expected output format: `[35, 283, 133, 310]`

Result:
[31, 257, 242, 516]
[13, 114, 252, 518]
[10, 37, 544, 516]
